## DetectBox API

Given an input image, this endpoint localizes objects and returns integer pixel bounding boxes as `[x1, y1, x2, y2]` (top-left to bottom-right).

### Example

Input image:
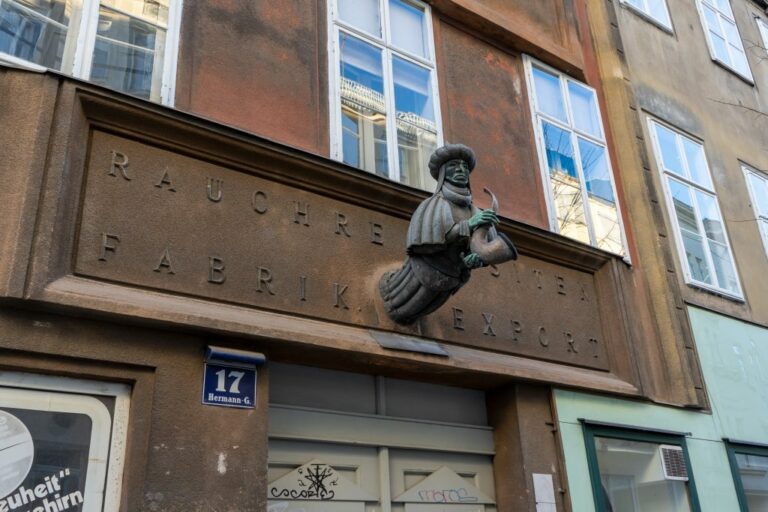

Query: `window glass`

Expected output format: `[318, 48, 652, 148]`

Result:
[735, 453, 768, 511]
[339, 32, 388, 177]
[579, 138, 622, 253]
[747, 173, 768, 217]
[682, 138, 712, 189]
[621, 0, 672, 29]
[532, 66, 567, 123]
[543, 122, 590, 245]
[647, 0, 672, 27]
[393, 56, 436, 188]
[655, 124, 684, 176]
[338, 0, 380, 36]
[90, 2, 168, 101]
[527, 57, 625, 255]
[668, 178, 713, 284]
[758, 19, 768, 54]
[0, 0, 71, 69]
[0, 0, 178, 104]
[594, 437, 694, 512]
[388, 0, 426, 58]
[568, 81, 602, 139]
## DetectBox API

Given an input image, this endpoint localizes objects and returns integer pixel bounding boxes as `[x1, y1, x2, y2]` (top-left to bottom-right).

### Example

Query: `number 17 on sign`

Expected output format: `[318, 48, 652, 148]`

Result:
[202, 363, 257, 409]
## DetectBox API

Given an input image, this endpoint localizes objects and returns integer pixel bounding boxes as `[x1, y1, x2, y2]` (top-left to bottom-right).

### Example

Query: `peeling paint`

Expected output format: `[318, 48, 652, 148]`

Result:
[217, 452, 227, 475]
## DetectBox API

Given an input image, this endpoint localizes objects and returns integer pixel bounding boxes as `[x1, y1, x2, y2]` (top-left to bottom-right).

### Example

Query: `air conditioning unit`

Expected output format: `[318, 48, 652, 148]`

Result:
[659, 445, 689, 481]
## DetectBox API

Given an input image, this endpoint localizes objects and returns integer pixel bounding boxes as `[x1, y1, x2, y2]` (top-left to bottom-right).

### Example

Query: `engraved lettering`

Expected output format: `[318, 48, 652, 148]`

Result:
[555, 275, 566, 295]
[154, 248, 176, 274]
[482, 312, 496, 336]
[511, 320, 523, 341]
[98, 233, 120, 261]
[335, 212, 351, 237]
[538, 326, 549, 347]
[533, 269, 543, 289]
[155, 168, 176, 191]
[252, 190, 268, 214]
[565, 331, 577, 353]
[256, 267, 275, 295]
[299, 275, 307, 302]
[452, 307, 465, 330]
[208, 257, 226, 284]
[589, 337, 599, 358]
[370, 222, 383, 245]
[334, 283, 349, 309]
[294, 201, 310, 226]
[108, 151, 131, 180]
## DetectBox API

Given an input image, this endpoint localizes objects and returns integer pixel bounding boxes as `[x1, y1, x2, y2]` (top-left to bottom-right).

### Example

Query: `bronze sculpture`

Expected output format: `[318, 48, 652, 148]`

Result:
[379, 144, 518, 325]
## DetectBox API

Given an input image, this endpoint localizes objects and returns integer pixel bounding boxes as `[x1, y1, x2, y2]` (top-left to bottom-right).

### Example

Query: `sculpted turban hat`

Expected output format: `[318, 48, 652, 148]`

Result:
[428, 144, 477, 181]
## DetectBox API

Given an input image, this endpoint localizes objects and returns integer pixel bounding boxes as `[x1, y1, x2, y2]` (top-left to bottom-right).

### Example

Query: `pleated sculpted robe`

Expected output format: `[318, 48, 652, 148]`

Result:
[379, 183, 478, 324]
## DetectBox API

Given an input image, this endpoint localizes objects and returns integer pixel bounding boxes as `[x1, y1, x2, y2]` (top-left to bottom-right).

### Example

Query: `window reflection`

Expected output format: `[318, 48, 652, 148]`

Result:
[0, 0, 71, 69]
[338, 32, 388, 177]
[735, 453, 768, 511]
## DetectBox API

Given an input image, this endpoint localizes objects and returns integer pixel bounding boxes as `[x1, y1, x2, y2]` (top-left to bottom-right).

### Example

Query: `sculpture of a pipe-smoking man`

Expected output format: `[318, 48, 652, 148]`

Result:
[379, 144, 518, 325]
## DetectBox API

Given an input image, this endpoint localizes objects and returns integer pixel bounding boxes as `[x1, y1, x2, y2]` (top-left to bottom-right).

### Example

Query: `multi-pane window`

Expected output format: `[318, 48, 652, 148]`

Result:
[726, 441, 768, 512]
[584, 424, 700, 512]
[649, 119, 742, 297]
[696, 0, 752, 80]
[524, 57, 626, 256]
[620, 0, 673, 30]
[329, 0, 442, 190]
[0, 0, 181, 105]
[743, 165, 768, 259]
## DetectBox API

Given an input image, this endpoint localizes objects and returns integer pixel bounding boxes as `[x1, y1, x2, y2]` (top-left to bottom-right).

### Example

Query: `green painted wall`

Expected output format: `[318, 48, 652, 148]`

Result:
[555, 306, 768, 511]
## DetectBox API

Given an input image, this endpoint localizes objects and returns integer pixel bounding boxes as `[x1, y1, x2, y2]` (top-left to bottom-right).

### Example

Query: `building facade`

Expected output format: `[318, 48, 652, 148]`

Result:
[0, 0, 753, 511]
[557, 0, 768, 510]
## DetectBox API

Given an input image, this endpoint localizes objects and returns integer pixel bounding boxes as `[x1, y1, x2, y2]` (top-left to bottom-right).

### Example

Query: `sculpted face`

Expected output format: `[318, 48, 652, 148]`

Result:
[443, 159, 470, 187]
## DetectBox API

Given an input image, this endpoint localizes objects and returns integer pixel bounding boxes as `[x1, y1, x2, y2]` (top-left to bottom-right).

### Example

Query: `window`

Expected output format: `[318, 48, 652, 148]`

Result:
[696, 0, 753, 80]
[0, 372, 130, 511]
[0, 0, 182, 105]
[648, 119, 742, 298]
[524, 56, 626, 256]
[620, 0, 673, 31]
[758, 18, 768, 55]
[583, 423, 701, 512]
[328, 0, 442, 191]
[743, 165, 768, 259]
[726, 441, 768, 512]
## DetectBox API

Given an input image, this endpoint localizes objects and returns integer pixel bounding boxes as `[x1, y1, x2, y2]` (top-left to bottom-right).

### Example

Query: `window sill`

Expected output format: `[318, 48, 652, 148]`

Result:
[710, 57, 755, 86]
[685, 279, 745, 303]
[618, 1, 675, 35]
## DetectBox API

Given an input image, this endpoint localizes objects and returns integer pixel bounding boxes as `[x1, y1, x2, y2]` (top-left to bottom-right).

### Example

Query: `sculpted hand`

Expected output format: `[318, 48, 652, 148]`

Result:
[463, 252, 484, 269]
[468, 209, 499, 230]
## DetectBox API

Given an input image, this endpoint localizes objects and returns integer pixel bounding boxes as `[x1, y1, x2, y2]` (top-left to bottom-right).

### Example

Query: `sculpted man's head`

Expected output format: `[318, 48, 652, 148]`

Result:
[428, 144, 476, 189]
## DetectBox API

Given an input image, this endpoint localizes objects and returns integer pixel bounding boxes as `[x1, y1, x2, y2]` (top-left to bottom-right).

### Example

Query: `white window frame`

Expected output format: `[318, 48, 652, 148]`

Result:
[743, 163, 768, 260]
[0, 0, 183, 106]
[327, 0, 444, 189]
[523, 55, 629, 258]
[0, 371, 130, 512]
[694, 0, 754, 82]
[619, 0, 674, 32]
[647, 117, 743, 299]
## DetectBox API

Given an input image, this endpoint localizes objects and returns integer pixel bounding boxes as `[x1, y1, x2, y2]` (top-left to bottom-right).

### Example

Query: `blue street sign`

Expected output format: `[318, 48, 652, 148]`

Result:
[202, 362, 256, 409]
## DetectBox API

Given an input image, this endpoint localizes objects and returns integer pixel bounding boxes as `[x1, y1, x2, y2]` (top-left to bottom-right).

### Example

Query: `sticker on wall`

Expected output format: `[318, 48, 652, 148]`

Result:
[0, 410, 34, 498]
[0, 407, 92, 511]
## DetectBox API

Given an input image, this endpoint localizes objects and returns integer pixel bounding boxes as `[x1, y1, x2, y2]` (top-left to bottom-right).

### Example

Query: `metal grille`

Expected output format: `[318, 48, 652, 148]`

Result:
[660, 445, 689, 481]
